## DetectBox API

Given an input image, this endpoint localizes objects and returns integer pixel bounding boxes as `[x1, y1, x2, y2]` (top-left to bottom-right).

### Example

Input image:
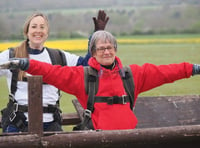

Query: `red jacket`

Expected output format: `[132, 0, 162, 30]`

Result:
[27, 57, 193, 130]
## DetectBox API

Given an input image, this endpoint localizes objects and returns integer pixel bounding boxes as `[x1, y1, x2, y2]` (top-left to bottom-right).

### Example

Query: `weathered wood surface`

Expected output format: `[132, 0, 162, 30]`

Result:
[41, 125, 200, 148]
[0, 95, 200, 147]
[28, 76, 43, 137]
[0, 134, 40, 148]
[135, 95, 200, 128]
[72, 99, 84, 121]
[1, 125, 200, 148]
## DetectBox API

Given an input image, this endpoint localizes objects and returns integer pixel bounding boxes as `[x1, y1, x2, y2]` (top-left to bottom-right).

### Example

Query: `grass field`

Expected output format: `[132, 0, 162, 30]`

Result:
[0, 37, 200, 131]
[1, 34, 200, 52]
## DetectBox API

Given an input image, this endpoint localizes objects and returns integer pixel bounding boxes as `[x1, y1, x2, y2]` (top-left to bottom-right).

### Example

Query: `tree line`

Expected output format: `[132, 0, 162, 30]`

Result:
[0, 1, 200, 40]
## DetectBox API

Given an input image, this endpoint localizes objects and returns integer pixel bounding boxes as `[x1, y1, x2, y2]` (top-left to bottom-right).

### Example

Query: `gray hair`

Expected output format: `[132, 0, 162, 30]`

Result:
[89, 30, 117, 55]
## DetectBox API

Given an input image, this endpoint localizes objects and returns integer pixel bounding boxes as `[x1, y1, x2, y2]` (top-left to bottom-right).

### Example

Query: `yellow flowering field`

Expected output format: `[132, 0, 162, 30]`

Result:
[0, 37, 200, 52]
[0, 39, 88, 52]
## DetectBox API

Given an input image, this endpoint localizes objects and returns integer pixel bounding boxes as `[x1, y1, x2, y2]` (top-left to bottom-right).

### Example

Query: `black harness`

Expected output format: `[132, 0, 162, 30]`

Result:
[1, 47, 67, 132]
[73, 66, 135, 130]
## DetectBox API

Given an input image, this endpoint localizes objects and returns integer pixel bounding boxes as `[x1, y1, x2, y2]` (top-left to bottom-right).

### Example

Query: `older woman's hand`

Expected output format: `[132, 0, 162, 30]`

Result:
[93, 10, 109, 31]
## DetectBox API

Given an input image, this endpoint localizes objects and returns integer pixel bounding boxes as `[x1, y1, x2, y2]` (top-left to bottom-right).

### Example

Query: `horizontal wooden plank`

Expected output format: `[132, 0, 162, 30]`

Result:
[1, 125, 200, 148]
[61, 112, 81, 125]
[134, 95, 200, 128]
[1, 95, 200, 129]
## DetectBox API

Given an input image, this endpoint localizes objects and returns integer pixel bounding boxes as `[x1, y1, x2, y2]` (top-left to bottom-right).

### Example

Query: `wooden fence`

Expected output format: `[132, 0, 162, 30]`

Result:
[0, 76, 200, 148]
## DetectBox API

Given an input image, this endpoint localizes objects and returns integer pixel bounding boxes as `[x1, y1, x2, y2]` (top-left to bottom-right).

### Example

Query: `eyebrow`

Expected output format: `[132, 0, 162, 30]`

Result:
[30, 23, 45, 26]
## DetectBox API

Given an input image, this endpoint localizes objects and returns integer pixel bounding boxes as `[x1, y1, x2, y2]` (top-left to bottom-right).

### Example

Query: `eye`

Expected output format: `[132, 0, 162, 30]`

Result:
[107, 46, 113, 50]
[99, 47, 105, 51]
[40, 25, 45, 29]
[96, 47, 104, 51]
[31, 25, 37, 29]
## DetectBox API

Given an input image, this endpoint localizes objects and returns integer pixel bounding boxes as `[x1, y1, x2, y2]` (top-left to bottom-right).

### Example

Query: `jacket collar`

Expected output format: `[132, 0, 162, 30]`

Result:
[88, 56, 123, 71]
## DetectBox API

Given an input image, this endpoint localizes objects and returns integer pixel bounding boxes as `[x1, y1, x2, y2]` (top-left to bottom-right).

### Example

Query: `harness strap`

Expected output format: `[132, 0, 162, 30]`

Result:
[121, 66, 135, 110]
[46, 48, 67, 66]
[85, 66, 98, 112]
[84, 66, 134, 113]
[46, 47, 67, 106]
[94, 95, 130, 105]
[9, 100, 59, 113]
[9, 112, 26, 130]
[77, 67, 97, 130]
[9, 48, 19, 95]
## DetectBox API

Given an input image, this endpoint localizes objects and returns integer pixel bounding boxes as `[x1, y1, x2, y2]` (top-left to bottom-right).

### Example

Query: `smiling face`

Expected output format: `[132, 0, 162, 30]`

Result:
[90, 31, 117, 66]
[93, 39, 116, 66]
[25, 15, 49, 50]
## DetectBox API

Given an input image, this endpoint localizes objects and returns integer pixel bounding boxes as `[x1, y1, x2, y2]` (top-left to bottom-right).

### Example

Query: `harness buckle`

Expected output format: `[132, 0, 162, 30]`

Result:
[84, 109, 92, 118]
[9, 112, 16, 122]
[122, 95, 127, 104]
[13, 103, 19, 112]
[107, 97, 113, 105]
[9, 103, 18, 122]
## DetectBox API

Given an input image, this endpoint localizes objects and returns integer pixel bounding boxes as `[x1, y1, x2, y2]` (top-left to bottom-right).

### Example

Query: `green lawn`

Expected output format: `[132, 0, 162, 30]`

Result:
[118, 33, 200, 39]
[0, 42, 200, 131]
[117, 43, 200, 96]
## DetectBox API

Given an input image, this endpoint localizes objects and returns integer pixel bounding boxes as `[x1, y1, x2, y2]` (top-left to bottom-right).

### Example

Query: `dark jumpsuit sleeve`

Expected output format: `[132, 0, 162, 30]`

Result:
[76, 35, 92, 66]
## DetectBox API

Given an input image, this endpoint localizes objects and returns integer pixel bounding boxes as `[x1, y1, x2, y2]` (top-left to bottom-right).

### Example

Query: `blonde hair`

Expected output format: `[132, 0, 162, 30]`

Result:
[14, 12, 49, 80]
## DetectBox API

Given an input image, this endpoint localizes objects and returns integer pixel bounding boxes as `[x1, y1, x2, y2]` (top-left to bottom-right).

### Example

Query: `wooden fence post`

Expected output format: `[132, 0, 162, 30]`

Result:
[28, 76, 43, 137]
